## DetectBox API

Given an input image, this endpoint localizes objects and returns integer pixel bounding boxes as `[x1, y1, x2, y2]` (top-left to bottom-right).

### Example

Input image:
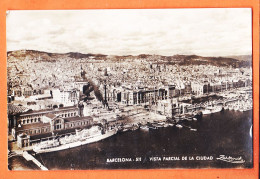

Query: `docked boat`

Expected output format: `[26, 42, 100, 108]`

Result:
[193, 118, 197, 121]
[163, 123, 170, 127]
[33, 126, 117, 154]
[193, 111, 202, 117]
[122, 128, 130, 132]
[202, 108, 211, 115]
[202, 106, 222, 115]
[186, 117, 193, 121]
[122, 124, 133, 132]
[140, 126, 149, 131]
[148, 126, 158, 130]
[131, 125, 139, 131]
[176, 124, 183, 128]
[238, 107, 244, 112]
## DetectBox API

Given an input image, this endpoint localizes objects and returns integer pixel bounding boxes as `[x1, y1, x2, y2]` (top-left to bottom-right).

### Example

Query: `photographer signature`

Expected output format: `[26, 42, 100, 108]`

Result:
[216, 155, 245, 163]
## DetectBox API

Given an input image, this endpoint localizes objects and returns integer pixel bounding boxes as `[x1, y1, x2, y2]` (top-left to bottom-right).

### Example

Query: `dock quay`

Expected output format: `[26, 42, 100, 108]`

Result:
[22, 151, 48, 170]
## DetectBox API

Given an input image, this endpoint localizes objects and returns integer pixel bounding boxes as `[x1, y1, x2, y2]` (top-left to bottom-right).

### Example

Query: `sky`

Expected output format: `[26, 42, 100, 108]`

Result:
[6, 9, 252, 56]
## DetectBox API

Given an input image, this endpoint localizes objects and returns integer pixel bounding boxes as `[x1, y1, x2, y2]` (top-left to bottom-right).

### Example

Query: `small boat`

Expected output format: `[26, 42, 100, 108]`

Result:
[122, 128, 130, 132]
[118, 126, 124, 131]
[238, 108, 244, 112]
[180, 117, 186, 121]
[140, 126, 149, 131]
[202, 108, 211, 115]
[168, 123, 174, 126]
[176, 124, 183, 128]
[162, 122, 169, 127]
[190, 128, 197, 131]
[148, 126, 157, 130]
[158, 122, 165, 125]
[131, 125, 139, 131]
[193, 118, 197, 121]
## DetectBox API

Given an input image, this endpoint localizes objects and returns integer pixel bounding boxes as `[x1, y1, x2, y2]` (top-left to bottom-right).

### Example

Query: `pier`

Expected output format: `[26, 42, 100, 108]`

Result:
[181, 97, 242, 114]
[22, 151, 48, 170]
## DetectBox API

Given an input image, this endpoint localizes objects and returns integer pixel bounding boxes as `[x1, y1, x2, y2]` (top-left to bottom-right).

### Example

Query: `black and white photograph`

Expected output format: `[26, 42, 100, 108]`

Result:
[7, 9, 253, 170]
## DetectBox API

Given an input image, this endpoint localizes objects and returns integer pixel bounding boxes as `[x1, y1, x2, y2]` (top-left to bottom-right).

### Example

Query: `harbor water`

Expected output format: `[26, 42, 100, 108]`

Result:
[11, 110, 253, 170]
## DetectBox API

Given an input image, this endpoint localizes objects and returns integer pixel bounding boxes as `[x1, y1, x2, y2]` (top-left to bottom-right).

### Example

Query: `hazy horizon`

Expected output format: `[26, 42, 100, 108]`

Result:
[7, 49, 252, 58]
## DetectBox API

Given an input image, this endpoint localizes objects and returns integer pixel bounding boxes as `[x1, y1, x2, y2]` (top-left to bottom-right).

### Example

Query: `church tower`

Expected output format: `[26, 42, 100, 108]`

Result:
[80, 65, 86, 78]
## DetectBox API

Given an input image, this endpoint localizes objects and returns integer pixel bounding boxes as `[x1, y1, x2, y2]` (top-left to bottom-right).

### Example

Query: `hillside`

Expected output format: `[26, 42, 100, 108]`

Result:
[7, 50, 252, 68]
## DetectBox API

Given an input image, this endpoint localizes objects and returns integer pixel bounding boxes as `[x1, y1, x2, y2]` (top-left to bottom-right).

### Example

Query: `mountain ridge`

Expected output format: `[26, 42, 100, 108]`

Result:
[7, 49, 252, 68]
